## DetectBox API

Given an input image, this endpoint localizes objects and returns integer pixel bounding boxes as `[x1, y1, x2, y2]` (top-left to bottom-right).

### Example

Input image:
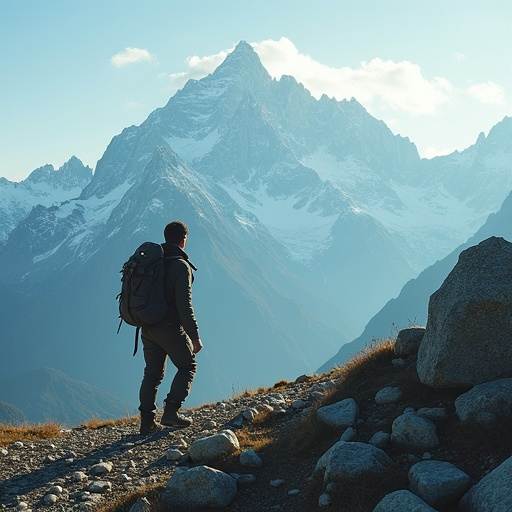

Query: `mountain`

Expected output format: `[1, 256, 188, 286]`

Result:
[0, 367, 130, 426]
[319, 186, 512, 373]
[0, 146, 346, 409]
[0, 401, 27, 427]
[0, 156, 92, 243]
[0, 41, 511, 418]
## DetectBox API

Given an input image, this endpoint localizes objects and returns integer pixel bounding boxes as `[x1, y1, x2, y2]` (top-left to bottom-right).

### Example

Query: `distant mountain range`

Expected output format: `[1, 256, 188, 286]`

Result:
[0, 41, 511, 424]
[0, 368, 130, 426]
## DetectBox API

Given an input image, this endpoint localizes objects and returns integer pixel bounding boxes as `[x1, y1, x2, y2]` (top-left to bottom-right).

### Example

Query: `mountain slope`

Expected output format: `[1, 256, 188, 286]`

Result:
[0, 368, 129, 426]
[319, 186, 512, 372]
[0, 147, 346, 408]
[0, 157, 92, 244]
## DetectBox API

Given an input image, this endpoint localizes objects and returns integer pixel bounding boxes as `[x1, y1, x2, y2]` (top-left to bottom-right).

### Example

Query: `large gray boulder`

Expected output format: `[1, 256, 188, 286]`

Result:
[459, 455, 512, 511]
[417, 237, 512, 388]
[394, 327, 425, 357]
[408, 460, 471, 507]
[455, 378, 512, 425]
[373, 490, 437, 511]
[391, 411, 439, 450]
[317, 398, 359, 428]
[189, 430, 239, 463]
[164, 465, 237, 509]
[314, 441, 392, 486]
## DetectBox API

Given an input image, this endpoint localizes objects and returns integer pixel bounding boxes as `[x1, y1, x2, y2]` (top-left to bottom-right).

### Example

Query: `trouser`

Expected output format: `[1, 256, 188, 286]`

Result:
[138, 328, 197, 416]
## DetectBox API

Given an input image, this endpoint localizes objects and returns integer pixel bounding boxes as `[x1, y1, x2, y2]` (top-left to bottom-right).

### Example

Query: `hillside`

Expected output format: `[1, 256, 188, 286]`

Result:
[1, 342, 511, 511]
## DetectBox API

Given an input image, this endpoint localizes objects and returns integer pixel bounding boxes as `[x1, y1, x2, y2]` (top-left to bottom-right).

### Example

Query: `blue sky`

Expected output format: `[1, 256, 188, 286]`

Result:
[1, 0, 511, 181]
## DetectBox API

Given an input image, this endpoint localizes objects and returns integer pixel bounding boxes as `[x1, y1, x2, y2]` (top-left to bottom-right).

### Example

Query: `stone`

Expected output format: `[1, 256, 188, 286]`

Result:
[394, 327, 425, 356]
[391, 412, 439, 450]
[459, 454, 512, 511]
[164, 465, 237, 509]
[270, 479, 286, 487]
[314, 441, 392, 485]
[373, 489, 437, 511]
[189, 430, 239, 463]
[409, 460, 471, 507]
[417, 237, 512, 388]
[319, 492, 331, 506]
[129, 497, 152, 512]
[340, 427, 357, 441]
[239, 449, 263, 468]
[455, 378, 512, 425]
[87, 480, 112, 493]
[89, 462, 113, 476]
[375, 386, 402, 404]
[369, 431, 390, 448]
[317, 398, 359, 428]
[165, 449, 184, 461]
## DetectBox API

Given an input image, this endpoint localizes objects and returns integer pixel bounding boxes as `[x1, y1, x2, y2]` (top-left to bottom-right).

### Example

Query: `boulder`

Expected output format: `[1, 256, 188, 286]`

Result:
[394, 327, 425, 356]
[314, 441, 392, 486]
[373, 489, 437, 511]
[164, 465, 237, 509]
[455, 378, 512, 425]
[408, 460, 471, 507]
[459, 455, 512, 511]
[317, 398, 359, 428]
[189, 430, 239, 463]
[391, 411, 439, 450]
[418, 237, 512, 388]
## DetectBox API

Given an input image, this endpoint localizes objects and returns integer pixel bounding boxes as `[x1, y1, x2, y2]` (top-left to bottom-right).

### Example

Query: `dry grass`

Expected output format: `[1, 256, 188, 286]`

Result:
[0, 423, 65, 447]
[95, 481, 165, 512]
[79, 416, 137, 429]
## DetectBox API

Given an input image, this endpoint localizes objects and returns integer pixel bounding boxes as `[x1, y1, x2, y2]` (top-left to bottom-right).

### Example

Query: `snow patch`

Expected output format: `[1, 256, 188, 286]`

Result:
[165, 130, 220, 163]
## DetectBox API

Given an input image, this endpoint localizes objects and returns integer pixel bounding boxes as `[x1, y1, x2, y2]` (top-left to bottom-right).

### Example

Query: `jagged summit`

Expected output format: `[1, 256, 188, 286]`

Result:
[207, 40, 272, 89]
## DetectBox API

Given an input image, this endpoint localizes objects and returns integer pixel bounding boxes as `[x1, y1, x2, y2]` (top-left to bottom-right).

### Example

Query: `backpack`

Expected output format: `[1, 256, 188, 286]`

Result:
[116, 242, 176, 355]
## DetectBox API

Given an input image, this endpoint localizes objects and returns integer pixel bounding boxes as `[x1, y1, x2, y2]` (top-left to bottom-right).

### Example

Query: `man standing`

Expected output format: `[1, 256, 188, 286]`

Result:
[138, 221, 203, 434]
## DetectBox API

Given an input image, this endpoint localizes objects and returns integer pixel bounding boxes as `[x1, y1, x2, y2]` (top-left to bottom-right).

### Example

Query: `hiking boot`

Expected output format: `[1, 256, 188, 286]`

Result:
[139, 416, 161, 435]
[161, 407, 193, 428]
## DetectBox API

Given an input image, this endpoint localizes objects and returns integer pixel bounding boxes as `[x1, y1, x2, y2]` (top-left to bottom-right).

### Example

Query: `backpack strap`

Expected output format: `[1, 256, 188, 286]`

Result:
[164, 255, 198, 271]
[133, 326, 141, 356]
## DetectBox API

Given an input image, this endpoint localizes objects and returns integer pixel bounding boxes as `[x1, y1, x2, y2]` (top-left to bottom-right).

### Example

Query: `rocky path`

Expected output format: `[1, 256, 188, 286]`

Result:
[0, 377, 333, 511]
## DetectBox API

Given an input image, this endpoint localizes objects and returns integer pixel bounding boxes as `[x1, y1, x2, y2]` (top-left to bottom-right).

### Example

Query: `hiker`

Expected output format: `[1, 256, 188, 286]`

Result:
[138, 220, 203, 434]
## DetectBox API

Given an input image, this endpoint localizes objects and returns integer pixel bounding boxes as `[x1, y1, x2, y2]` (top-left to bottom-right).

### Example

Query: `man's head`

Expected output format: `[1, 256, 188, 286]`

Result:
[164, 221, 188, 248]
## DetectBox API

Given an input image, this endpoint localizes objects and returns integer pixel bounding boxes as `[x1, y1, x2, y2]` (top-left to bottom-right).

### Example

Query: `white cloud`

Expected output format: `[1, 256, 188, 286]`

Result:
[164, 50, 228, 91]
[467, 82, 506, 105]
[423, 145, 457, 159]
[162, 37, 455, 116]
[111, 47, 155, 67]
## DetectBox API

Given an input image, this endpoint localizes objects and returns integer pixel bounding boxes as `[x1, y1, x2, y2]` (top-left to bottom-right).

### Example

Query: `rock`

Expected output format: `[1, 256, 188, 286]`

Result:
[317, 398, 359, 428]
[394, 327, 425, 356]
[314, 441, 392, 485]
[459, 454, 512, 511]
[270, 479, 285, 487]
[375, 386, 402, 404]
[416, 407, 448, 423]
[43, 494, 58, 504]
[409, 460, 471, 507]
[164, 465, 237, 509]
[89, 462, 113, 476]
[340, 427, 357, 441]
[369, 431, 390, 448]
[391, 411, 439, 450]
[129, 497, 152, 512]
[239, 449, 263, 468]
[373, 489, 437, 511]
[189, 430, 239, 463]
[165, 449, 184, 461]
[291, 399, 306, 409]
[319, 492, 331, 506]
[235, 473, 256, 485]
[417, 237, 512, 388]
[87, 480, 112, 493]
[455, 378, 512, 425]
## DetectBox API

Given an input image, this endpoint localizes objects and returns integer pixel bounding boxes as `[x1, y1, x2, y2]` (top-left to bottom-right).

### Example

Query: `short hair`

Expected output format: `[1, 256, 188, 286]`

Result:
[164, 221, 188, 244]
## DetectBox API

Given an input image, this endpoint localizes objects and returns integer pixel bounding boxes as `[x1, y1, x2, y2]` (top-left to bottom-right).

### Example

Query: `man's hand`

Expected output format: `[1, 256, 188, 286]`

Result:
[192, 338, 203, 354]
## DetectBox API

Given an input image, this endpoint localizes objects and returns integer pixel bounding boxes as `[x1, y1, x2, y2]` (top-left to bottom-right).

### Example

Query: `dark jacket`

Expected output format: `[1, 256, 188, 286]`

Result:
[142, 242, 199, 341]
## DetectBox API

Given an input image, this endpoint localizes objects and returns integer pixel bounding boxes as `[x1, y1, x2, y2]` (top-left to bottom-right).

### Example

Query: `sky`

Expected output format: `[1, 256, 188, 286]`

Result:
[1, 0, 511, 182]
